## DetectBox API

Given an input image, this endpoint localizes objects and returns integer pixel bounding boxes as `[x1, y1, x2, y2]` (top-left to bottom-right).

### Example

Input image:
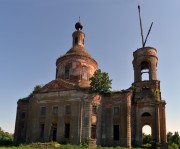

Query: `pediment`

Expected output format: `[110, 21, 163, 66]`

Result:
[38, 79, 77, 92]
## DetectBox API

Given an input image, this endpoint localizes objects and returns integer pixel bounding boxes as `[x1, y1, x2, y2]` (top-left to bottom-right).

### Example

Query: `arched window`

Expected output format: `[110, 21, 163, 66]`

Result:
[56, 68, 58, 78]
[142, 112, 151, 117]
[141, 61, 150, 81]
[65, 64, 71, 80]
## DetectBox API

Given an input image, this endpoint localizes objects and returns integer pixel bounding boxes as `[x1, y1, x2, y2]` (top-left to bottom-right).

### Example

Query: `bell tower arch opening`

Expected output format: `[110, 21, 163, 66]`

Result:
[142, 125, 151, 135]
[142, 125, 152, 145]
[141, 61, 150, 81]
[141, 112, 152, 146]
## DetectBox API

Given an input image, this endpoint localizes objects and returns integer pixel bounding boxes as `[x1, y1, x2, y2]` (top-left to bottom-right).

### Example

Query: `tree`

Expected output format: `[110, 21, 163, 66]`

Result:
[172, 132, 180, 147]
[167, 132, 173, 145]
[142, 133, 151, 144]
[89, 69, 112, 94]
[0, 127, 13, 146]
[167, 131, 180, 148]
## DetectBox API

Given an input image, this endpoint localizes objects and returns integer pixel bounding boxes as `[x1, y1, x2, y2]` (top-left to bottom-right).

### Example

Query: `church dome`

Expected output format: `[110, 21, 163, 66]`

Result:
[75, 21, 83, 30]
[66, 45, 91, 58]
[56, 22, 98, 88]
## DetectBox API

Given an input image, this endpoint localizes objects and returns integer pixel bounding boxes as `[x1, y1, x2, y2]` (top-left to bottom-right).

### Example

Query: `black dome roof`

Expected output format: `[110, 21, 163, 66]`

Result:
[75, 22, 83, 30]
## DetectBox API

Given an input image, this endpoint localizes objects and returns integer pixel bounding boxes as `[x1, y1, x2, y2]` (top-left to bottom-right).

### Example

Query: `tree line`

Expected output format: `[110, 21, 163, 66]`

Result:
[143, 132, 180, 149]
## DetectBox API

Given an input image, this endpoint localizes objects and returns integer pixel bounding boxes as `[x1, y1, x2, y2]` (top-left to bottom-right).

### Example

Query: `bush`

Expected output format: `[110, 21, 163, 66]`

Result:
[80, 138, 90, 148]
[169, 143, 179, 149]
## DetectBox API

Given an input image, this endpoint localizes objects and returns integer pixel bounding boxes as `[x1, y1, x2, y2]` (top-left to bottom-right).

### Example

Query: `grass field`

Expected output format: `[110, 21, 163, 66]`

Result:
[0, 147, 142, 149]
[0, 142, 153, 149]
[0, 145, 147, 149]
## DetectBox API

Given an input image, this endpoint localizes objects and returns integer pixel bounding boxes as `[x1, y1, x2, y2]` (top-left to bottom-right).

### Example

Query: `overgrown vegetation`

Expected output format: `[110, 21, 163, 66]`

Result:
[33, 85, 43, 92]
[142, 133, 151, 145]
[0, 127, 13, 146]
[80, 138, 90, 148]
[19, 85, 43, 100]
[151, 89, 159, 100]
[89, 69, 112, 94]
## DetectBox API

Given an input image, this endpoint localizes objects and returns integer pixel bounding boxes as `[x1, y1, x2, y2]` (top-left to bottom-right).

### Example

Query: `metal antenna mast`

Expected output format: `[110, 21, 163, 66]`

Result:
[143, 22, 153, 47]
[138, 4, 153, 48]
[138, 5, 144, 47]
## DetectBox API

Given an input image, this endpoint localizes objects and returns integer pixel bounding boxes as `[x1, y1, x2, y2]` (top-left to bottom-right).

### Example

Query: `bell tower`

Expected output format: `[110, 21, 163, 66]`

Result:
[131, 5, 167, 148]
[131, 47, 167, 147]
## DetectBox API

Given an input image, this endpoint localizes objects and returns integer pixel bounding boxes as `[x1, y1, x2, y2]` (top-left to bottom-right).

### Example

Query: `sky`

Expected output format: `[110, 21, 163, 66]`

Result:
[0, 0, 180, 134]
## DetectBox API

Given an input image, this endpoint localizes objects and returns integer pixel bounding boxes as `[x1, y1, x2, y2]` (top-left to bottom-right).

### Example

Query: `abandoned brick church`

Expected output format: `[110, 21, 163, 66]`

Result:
[14, 22, 167, 148]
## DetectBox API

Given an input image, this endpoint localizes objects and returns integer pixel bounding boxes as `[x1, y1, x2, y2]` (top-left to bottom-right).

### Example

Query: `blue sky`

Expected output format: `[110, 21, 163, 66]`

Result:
[0, 0, 180, 134]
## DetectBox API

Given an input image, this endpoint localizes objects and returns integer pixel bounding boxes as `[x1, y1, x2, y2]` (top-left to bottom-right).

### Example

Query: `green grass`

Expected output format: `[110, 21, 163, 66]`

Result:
[0, 142, 153, 149]
[0, 146, 146, 149]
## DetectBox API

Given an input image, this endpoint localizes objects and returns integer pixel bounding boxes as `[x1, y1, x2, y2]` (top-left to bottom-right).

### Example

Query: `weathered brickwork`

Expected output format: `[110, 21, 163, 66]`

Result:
[14, 22, 167, 148]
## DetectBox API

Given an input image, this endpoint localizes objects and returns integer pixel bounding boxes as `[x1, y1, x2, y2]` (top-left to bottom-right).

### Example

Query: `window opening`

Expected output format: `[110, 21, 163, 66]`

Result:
[40, 123, 44, 138]
[91, 125, 96, 139]
[56, 68, 58, 78]
[92, 105, 97, 114]
[113, 107, 120, 115]
[142, 112, 151, 117]
[141, 61, 150, 81]
[65, 64, 71, 80]
[65, 105, 71, 114]
[113, 125, 119, 141]
[52, 106, 58, 115]
[65, 123, 70, 138]
[40, 107, 46, 116]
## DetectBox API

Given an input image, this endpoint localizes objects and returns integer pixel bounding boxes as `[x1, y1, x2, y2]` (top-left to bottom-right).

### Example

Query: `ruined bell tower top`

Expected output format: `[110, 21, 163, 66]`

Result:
[132, 47, 158, 82]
